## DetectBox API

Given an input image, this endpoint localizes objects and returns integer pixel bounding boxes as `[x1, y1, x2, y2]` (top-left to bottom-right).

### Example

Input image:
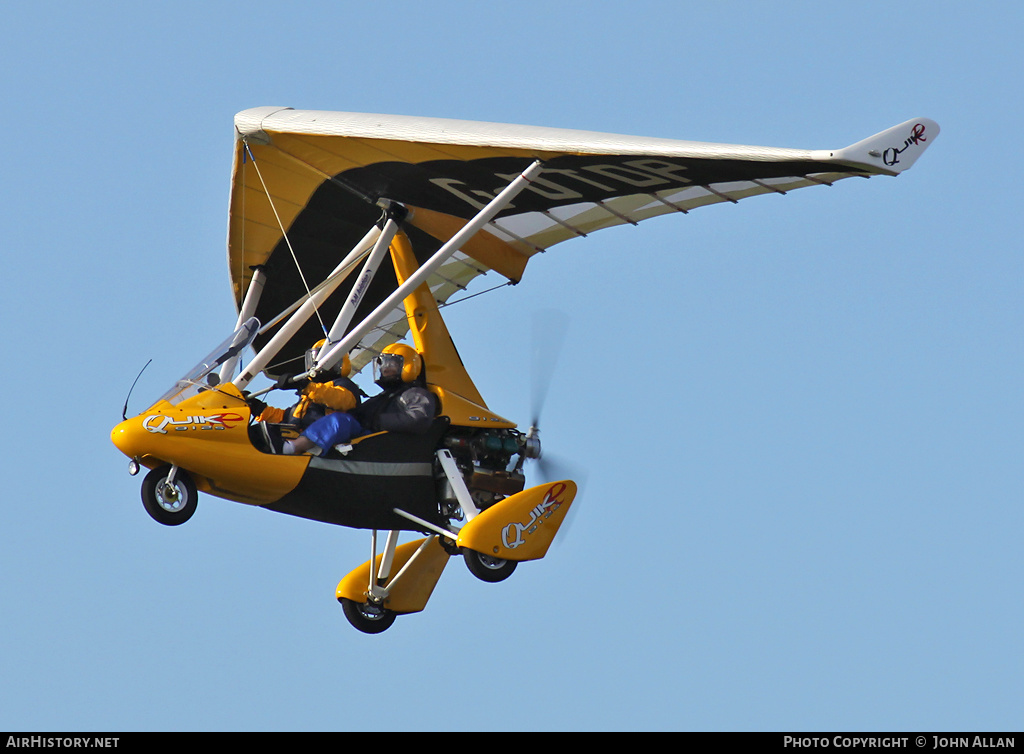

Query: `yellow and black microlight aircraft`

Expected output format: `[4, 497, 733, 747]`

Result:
[111, 108, 938, 633]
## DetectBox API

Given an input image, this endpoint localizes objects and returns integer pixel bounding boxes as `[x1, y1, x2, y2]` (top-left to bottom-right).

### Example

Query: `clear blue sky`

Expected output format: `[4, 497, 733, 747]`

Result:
[1, 1, 1020, 732]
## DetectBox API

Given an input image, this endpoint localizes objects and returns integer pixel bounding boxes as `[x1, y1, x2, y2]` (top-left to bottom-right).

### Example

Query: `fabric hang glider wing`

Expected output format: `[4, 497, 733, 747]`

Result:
[227, 107, 939, 376]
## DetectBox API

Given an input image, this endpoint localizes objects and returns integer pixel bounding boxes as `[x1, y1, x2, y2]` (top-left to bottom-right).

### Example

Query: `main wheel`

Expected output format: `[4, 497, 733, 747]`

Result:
[340, 598, 397, 634]
[462, 548, 517, 583]
[141, 465, 197, 526]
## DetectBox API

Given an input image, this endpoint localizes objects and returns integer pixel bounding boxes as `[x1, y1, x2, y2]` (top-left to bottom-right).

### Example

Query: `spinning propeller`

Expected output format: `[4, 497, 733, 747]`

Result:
[523, 309, 586, 544]
[526, 310, 576, 485]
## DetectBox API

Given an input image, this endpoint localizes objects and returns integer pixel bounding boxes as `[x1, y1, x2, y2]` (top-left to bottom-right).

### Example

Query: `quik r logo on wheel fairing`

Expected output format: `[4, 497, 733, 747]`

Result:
[501, 482, 569, 549]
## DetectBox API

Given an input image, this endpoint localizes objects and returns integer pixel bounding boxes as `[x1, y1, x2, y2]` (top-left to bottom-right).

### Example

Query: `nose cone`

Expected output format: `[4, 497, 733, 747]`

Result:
[111, 416, 148, 459]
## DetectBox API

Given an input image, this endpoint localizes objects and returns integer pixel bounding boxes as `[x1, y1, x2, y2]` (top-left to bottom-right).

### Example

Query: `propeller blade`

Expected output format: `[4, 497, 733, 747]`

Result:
[525, 308, 582, 547]
[533, 451, 587, 547]
[530, 309, 570, 428]
[534, 452, 568, 485]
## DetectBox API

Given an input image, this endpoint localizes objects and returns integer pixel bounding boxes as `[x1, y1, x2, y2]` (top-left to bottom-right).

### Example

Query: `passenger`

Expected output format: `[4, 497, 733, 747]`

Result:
[246, 340, 363, 455]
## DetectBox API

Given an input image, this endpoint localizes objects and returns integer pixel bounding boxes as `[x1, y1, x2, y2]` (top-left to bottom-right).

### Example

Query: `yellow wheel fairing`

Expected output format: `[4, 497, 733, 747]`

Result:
[456, 480, 577, 562]
[336, 537, 451, 614]
[111, 383, 308, 506]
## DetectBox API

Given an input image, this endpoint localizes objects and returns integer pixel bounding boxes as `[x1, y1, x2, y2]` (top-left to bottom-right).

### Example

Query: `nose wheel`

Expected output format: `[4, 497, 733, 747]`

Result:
[141, 465, 198, 526]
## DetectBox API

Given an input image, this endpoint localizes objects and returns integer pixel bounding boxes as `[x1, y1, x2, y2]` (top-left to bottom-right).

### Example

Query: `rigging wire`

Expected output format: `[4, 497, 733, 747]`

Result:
[437, 279, 515, 309]
[242, 141, 330, 339]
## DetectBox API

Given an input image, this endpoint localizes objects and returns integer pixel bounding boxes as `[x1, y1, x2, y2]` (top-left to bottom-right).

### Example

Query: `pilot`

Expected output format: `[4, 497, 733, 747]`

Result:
[247, 340, 364, 455]
[349, 343, 439, 436]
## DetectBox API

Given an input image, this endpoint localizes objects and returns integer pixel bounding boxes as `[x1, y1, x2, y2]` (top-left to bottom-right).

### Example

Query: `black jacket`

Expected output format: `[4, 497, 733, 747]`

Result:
[351, 383, 438, 434]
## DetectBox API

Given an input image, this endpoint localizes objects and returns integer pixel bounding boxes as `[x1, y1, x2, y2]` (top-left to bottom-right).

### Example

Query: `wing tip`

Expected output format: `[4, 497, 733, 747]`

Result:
[234, 106, 294, 143]
[824, 118, 940, 175]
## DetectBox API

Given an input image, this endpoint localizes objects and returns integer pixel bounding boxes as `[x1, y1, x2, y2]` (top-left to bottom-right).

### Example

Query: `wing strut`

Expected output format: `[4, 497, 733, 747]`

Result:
[323, 211, 402, 349]
[314, 160, 544, 375]
[234, 225, 383, 389]
[218, 266, 266, 382]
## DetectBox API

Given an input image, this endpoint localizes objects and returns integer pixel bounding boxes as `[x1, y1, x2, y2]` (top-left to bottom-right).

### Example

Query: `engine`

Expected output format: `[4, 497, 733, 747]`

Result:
[437, 428, 540, 517]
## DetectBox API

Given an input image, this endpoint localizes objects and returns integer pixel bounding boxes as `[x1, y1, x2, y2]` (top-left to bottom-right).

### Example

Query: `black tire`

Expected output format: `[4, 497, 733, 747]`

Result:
[141, 465, 198, 526]
[462, 548, 517, 583]
[340, 598, 397, 634]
